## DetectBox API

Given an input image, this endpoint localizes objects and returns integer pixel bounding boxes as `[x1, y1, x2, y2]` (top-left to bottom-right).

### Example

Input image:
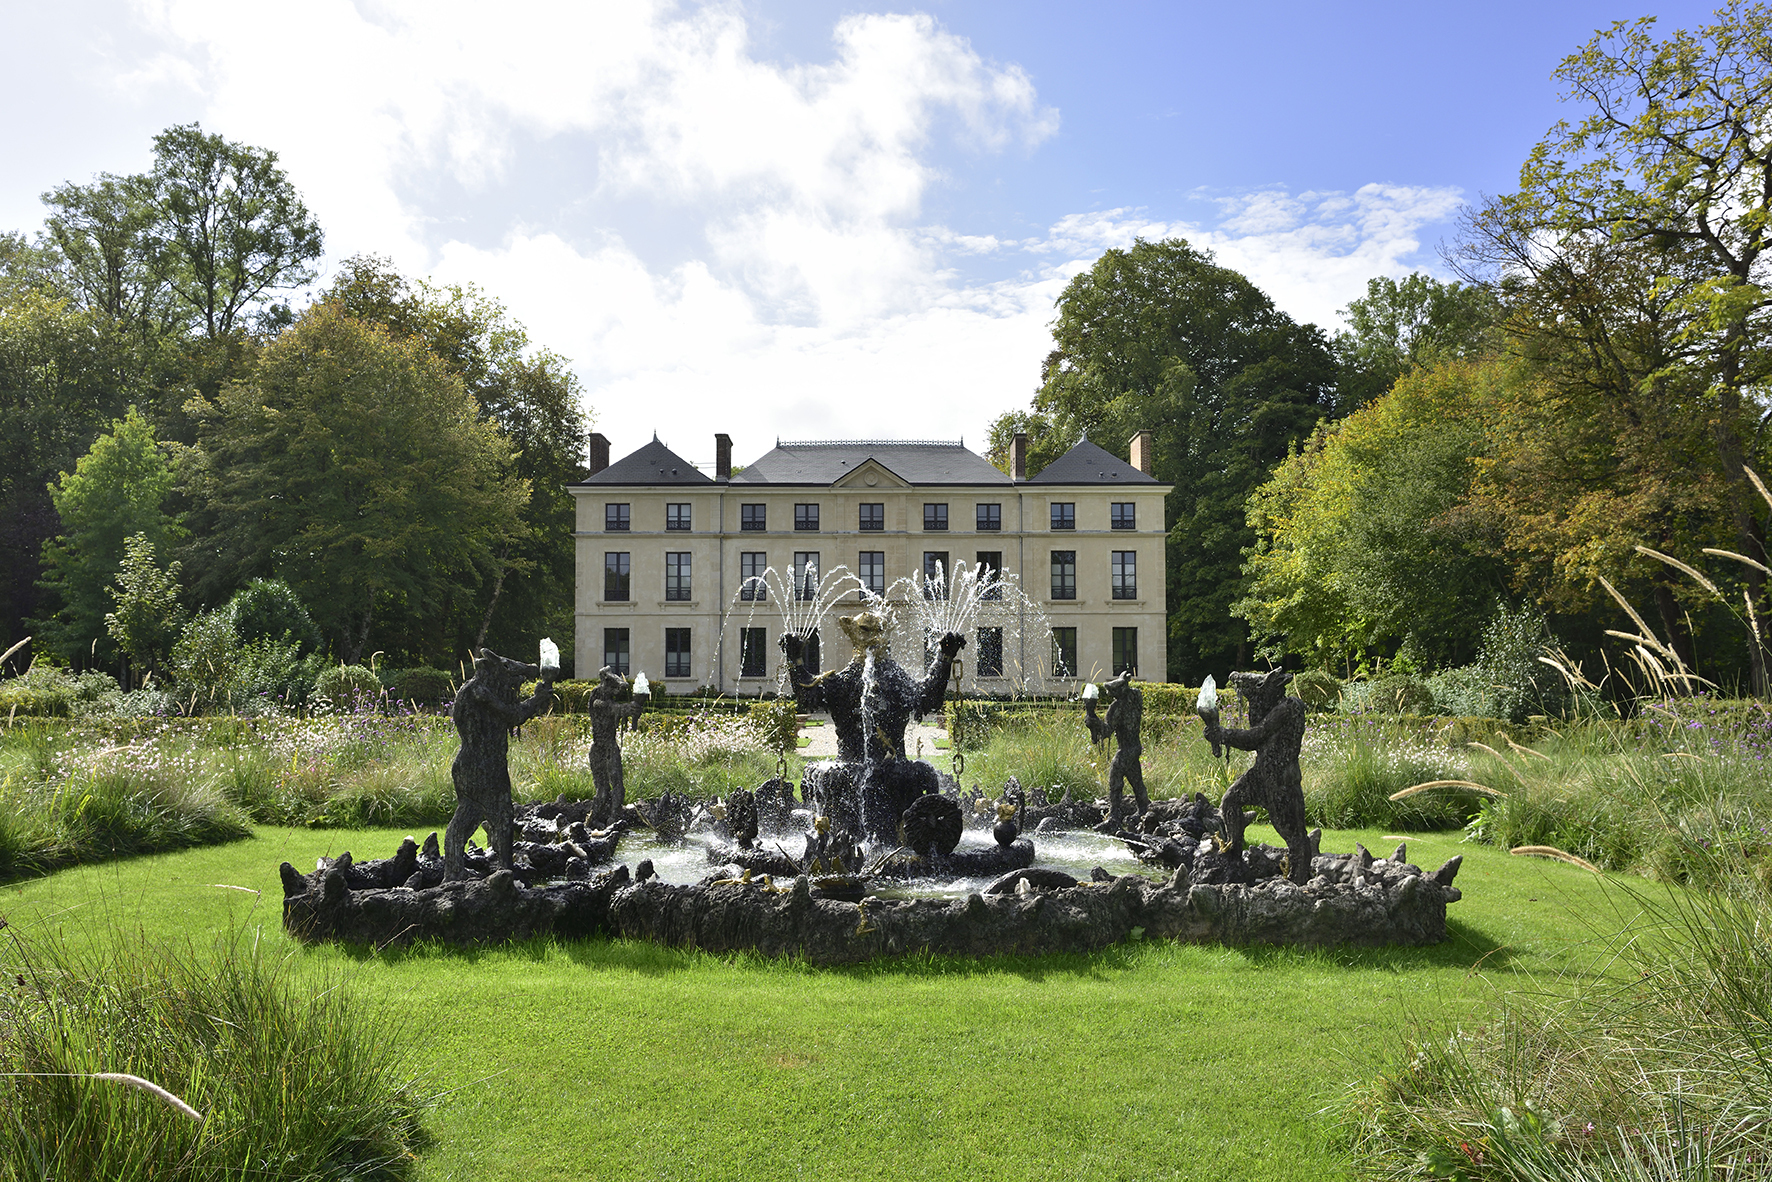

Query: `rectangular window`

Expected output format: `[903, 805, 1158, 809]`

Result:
[1050, 550, 1076, 600]
[859, 503, 884, 531]
[1113, 627, 1138, 676]
[793, 551, 819, 601]
[795, 503, 819, 531]
[605, 503, 630, 532]
[603, 552, 630, 601]
[976, 503, 1001, 531]
[739, 627, 767, 678]
[1112, 551, 1137, 599]
[923, 503, 948, 531]
[859, 551, 885, 596]
[603, 628, 630, 675]
[741, 503, 766, 531]
[665, 552, 691, 601]
[977, 626, 1004, 678]
[1051, 627, 1077, 679]
[666, 503, 691, 531]
[923, 551, 949, 600]
[976, 551, 1003, 600]
[1050, 502, 1075, 531]
[665, 628, 692, 678]
[1111, 502, 1135, 531]
[740, 551, 767, 601]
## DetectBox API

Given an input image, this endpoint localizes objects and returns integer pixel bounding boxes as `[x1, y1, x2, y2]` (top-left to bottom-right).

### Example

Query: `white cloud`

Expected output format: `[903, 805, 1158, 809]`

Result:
[94, 2, 1461, 463]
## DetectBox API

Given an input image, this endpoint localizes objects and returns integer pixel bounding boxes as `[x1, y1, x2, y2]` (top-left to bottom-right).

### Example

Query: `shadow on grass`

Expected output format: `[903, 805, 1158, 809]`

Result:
[316, 914, 1541, 982]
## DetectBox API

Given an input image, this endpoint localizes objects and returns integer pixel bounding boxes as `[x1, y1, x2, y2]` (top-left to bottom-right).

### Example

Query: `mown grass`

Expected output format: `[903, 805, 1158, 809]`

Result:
[0, 824, 1622, 1182]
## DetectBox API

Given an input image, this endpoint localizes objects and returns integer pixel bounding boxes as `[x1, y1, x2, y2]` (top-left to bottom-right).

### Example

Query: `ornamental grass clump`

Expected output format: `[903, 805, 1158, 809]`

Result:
[1340, 831, 1772, 1181]
[0, 926, 431, 1180]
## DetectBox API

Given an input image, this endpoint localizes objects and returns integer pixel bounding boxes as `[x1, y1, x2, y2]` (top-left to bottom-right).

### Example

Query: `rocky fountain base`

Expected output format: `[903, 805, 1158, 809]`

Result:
[279, 793, 1464, 961]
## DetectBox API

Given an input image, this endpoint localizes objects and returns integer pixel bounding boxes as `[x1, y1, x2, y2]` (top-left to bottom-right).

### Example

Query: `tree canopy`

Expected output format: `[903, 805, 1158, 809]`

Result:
[987, 237, 1335, 679]
[182, 303, 530, 664]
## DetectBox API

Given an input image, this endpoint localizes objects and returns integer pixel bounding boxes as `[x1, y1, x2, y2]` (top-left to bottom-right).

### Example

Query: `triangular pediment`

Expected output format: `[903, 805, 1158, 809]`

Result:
[830, 457, 912, 489]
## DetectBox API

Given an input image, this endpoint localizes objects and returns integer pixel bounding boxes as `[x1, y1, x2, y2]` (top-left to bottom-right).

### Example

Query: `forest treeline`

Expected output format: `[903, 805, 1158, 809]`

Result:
[1, 124, 588, 696]
[990, 4, 1772, 699]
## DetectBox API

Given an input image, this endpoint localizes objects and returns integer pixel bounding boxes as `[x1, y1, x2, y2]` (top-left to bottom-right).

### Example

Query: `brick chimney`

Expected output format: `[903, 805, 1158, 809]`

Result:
[1128, 429, 1153, 476]
[715, 433, 732, 481]
[587, 432, 611, 476]
[1011, 432, 1029, 481]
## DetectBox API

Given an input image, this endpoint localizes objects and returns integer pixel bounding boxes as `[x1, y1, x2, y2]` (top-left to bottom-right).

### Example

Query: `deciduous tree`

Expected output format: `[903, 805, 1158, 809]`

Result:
[183, 303, 529, 665]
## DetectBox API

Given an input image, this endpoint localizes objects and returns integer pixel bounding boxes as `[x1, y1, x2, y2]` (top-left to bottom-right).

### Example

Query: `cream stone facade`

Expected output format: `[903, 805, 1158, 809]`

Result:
[568, 433, 1169, 693]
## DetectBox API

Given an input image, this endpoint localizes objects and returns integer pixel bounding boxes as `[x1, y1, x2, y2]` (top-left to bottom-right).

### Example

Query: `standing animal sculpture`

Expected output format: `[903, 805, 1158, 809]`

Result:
[1083, 671, 1149, 831]
[1200, 668, 1313, 885]
[445, 648, 555, 882]
[587, 666, 649, 825]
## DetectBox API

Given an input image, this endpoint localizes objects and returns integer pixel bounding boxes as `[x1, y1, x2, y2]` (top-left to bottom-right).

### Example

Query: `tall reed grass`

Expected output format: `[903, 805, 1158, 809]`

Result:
[0, 926, 430, 1180]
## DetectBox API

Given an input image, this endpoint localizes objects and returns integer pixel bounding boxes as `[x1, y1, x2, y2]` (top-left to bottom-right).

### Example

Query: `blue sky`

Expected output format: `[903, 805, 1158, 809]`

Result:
[0, 1, 1722, 467]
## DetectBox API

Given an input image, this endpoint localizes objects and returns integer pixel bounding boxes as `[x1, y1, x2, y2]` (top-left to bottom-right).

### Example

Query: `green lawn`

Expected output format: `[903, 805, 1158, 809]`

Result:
[0, 825, 1627, 1182]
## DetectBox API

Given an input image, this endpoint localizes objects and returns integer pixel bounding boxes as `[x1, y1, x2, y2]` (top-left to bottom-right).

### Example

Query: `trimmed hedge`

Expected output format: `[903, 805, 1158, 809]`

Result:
[946, 684, 1242, 745]
[388, 666, 455, 706]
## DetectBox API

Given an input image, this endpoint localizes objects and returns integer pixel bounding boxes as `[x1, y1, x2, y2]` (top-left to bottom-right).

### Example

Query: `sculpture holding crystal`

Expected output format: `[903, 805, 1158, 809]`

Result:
[1082, 671, 1149, 831]
[1197, 669, 1314, 885]
[588, 666, 650, 825]
[443, 640, 558, 881]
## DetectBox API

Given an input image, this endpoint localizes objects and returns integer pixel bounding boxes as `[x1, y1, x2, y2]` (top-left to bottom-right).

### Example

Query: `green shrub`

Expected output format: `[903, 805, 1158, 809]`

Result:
[0, 929, 430, 1179]
[168, 610, 243, 713]
[235, 639, 325, 712]
[749, 698, 799, 754]
[1366, 673, 1436, 715]
[1291, 669, 1342, 712]
[0, 665, 76, 717]
[390, 666, 455, 708]
[1475, 602, 1569, 722]
[226, 576, 323, 653]
[313, 664, 383, 712]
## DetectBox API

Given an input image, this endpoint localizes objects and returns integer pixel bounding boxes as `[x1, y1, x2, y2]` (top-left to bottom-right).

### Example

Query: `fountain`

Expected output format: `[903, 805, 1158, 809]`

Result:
[278, 625, 1467, 959]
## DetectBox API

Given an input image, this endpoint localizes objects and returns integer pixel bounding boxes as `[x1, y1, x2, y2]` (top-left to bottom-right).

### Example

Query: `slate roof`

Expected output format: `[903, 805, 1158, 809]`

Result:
[577, 436, 713, 485]
[1027, 437, 1160, 485]
[732, 440, 1012, 486]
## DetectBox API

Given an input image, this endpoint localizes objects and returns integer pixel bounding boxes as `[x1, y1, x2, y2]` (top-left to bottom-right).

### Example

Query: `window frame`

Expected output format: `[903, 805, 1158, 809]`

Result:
[923, 550, 950, 600]
[1050, 550, 1077, 600]
[923, 503, 948, 531]
[976, 625, 1004, 678]
[605, 503, 630, 532]
[603, 627, 630, 675]
[858, 550, 886, 597]
[1112, 550, 1137, 600]
[740, 551, 767, 601]
[603, 552, 630, 602]
[1051, 627, 1078, 679]
[975, 503, 1001, 532]
[664, 627, 692, 678]
[739, 627, 768, 678]
[664, 551, 692, 601]
[665, 502, 692, 531]
[976, 550, 1003, 600]
[1050, 502, 1075, 531]
[793, 551, 820, 601]
[859, 502, 885, 532]
[1113, 627, 1138, 676]
[794, 503, 820, 531]
[1111, 502, 1135, 531]
[740, 503, 766, 531]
